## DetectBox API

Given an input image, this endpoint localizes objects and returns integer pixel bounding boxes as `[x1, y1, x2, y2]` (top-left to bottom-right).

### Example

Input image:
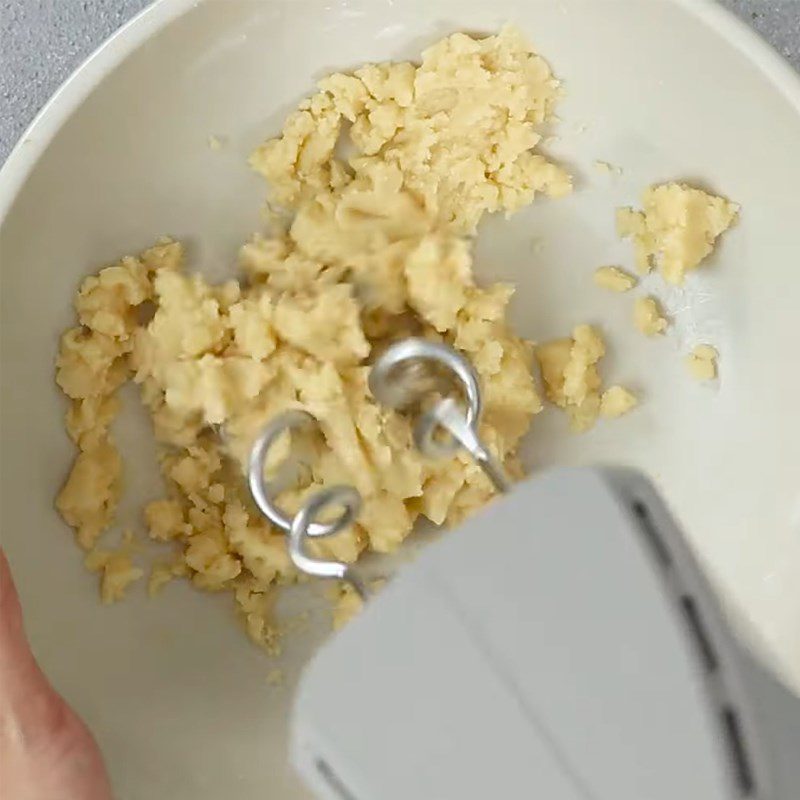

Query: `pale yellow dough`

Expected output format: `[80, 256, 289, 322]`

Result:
[85, 547, 144, 604]
[55, 28, 564, 645]
[251, 27, 571, 235]
[600, 386, 638, 419]
[594, 266, 636, 293]
[633, 296, 668, 336]
[617, 182, 738, 283]
[685, 345, 718, 381]
[536, 325, 635, 432]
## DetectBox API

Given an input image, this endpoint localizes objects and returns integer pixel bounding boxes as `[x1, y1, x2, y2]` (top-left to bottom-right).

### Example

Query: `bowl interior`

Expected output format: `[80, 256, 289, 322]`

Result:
[1, 1, 799, 797]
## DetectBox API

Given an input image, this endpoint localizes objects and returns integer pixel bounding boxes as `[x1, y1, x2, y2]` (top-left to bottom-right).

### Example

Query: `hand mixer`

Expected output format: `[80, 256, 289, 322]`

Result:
[247, 339, 800, 800]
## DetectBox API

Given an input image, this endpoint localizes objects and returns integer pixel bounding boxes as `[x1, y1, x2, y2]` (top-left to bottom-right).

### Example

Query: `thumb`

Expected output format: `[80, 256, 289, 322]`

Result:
[0, 548, 49, 701]
[0, 549, 113, 800]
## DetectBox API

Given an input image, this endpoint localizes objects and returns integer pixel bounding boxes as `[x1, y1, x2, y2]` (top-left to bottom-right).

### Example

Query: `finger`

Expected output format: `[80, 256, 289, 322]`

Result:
[0, 548, 67, 736]
[0, 549, 113, 800]
[0, 549, 43, 691]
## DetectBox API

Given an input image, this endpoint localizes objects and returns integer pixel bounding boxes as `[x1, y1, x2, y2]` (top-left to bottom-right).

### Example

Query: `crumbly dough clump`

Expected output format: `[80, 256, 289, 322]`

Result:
[54, 28, 564, 646]
[536, 325, 635, 432]
[85, 545, 144, 604]
[617, 183, 738, 283]
[633, 296, 668, 336]
[251, 26, 570, 236]
[685, 344, 718, 381]
[594, 266, 636, 292]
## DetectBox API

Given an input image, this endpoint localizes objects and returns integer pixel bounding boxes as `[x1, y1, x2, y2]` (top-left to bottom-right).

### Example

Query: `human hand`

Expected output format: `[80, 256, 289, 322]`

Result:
[0, 549, 112, 800]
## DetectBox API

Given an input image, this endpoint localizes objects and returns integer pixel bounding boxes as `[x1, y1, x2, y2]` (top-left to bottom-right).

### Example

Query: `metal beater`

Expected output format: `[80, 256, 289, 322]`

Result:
[250, 349, 800, 800]
[246, 338, 510, 597]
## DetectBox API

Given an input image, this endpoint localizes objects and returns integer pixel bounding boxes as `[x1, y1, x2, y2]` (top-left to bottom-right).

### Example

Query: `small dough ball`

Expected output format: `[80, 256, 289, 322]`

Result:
[56, 438, 122, 550]
[685, 344, 718, 381]
[600, 386, 638, 418]
[634, 296, 668, 336]
[617, 183, 738, 283]
[85, 549, 144, 604]
[594, 266, 636, 292]
[140, 239, 185, 273]
[536, 325, 607, 433]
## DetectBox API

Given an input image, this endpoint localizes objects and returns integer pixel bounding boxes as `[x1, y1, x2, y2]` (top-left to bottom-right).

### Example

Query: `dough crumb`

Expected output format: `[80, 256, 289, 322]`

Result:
[85, 548, 144, 604]
[234, 576, 282, 655]
[617, 182, 738, 282]
[634, 296, 668, 336]
[593, 160, 622, 176]
[536, 324, 608, 432]
[594, 266, 636, 292]
[685, 344, 718, 381]
[600, 385, 638, 419]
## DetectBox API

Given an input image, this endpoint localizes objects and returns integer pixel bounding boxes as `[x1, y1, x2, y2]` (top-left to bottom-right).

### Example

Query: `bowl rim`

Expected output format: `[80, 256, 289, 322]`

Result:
[0, 0, 798, 225]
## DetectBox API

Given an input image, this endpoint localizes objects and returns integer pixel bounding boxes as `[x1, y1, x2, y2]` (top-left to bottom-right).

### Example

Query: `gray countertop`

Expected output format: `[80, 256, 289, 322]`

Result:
[1, 0, 798, 164]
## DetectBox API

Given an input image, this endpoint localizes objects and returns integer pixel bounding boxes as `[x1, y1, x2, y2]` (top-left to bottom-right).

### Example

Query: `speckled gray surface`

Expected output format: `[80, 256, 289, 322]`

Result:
[0, 0, 798, 164]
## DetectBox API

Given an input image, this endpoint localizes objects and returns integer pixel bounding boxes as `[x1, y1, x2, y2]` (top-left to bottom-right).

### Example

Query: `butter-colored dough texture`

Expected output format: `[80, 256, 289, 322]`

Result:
[599, 385, 638, 419]
[535, 325, 636, 432]
[685, 344, 718, 381]
[593, 265, 636, 293]
[54, 28, 564, 642]
[84, 533, 145, 604]
[251, 26, 571, 236]
[633, 296, 668, 337]
[617, 183, 738, 283]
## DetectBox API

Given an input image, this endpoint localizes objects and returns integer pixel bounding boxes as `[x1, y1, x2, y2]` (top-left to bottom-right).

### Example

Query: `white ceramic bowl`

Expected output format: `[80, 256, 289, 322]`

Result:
[1, 1, 799, 798]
